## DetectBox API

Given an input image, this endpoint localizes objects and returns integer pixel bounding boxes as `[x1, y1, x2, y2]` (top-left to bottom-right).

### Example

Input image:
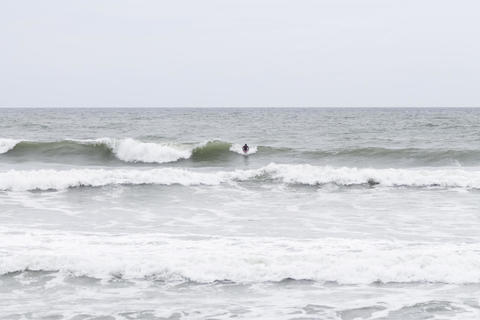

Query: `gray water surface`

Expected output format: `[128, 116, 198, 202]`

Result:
[1, 108, 480, 319]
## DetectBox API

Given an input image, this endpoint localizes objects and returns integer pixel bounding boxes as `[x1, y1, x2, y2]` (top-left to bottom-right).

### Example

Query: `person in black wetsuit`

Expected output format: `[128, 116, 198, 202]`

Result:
[242, 144, 249, 153]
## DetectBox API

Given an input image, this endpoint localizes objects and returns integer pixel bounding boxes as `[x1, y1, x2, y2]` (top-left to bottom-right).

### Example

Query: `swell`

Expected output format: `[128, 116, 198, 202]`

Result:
[2, 230, 480, 284]
[0, 138, 259, 164]
[0, 140, 118, 163]
[2, 163, 480, 191]
[2, 138, 480, 166]
[305, 147, 480, 166]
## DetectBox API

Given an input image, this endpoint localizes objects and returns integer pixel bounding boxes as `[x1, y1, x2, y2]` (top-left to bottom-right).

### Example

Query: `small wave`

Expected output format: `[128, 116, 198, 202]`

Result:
[1, 140, 116, 163]
[2, 164, 480, 191]
[306, 147, 480, 166]
[1, 230, 480, 284]
[0, 138, 259, 164]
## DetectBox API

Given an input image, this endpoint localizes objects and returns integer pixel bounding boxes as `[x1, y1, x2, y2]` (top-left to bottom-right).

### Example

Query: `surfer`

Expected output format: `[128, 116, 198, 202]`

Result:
[242, 144, 249, 153]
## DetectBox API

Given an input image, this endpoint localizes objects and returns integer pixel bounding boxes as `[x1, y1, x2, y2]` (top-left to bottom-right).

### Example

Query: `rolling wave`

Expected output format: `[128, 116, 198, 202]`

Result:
[1, 229, 479, 284]
[2, 138, 480, 166]
[0, 138, 19, 154]
[1, 163, 480, 191]
[0, 138, 258, 164]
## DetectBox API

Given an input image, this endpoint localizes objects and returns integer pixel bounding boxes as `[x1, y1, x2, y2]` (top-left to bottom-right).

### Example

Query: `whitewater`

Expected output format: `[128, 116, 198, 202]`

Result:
[1, 108, 480, 320]
[2, 164, 480, 191]
[0, 137, 258, 163]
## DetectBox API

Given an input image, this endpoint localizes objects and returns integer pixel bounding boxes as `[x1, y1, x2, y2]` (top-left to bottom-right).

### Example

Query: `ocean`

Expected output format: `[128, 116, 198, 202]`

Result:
[1, 107, 480, 319]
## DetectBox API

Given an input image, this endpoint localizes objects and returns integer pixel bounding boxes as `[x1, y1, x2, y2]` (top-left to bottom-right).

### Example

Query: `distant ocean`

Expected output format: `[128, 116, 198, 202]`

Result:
[1, 108, 480, 319]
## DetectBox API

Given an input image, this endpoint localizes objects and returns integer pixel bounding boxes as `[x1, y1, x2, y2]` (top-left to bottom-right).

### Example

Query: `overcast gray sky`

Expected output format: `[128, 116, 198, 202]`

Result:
[1, 0, 479, 107]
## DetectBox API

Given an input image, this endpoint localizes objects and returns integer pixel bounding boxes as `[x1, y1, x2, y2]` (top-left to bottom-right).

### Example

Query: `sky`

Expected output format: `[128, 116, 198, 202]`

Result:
[1, 0, 479, 107]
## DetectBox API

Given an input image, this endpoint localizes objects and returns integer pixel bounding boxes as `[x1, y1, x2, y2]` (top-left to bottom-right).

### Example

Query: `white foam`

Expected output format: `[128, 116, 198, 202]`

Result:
[80, 138, 193, 163]
[0, 168, 239, 191]
[259, 163, 480, 188]
[230, 144, 258, 155]
[2, 164, 480, 191]
[1, 229, 480, 284]
[0, 138, 20, 154]
[0, 138, 258, 163]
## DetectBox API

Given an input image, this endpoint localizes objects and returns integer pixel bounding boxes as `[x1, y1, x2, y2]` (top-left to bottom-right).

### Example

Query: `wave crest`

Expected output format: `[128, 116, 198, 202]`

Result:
[259, 163, 480, 188]
[0, 138, 257, 164]
[0, 138, 20, 154]
[1, 164, 480, 191]
[3, 138, 480, 166]
[99, 138, 192, 163]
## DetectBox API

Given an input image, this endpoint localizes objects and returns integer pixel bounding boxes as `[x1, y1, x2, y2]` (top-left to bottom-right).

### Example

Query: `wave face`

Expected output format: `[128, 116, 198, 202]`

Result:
[2, 138, 480, 166]
[2, 164, 480, 191]
[0, 138, 258, 164]
[306, 147, 480, 166]
[2, 230, 479, 284]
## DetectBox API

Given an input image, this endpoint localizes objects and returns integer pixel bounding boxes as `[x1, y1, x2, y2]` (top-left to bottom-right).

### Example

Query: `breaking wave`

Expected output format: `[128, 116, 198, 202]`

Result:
[0, 138, 258, 164]
[0, 138, 19, 154]
[1, 163, 480, 191]
[1, 229, 480, 284]
[2, 138, 480, 166]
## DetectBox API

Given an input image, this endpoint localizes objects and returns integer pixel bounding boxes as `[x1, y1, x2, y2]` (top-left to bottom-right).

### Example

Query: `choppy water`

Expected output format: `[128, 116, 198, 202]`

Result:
[1, 107, 480, 320]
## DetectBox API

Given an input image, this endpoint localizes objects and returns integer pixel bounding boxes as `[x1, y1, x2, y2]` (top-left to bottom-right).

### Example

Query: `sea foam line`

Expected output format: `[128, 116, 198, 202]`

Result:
[1, 229, 480, 284]
[1, 164, 480, 191]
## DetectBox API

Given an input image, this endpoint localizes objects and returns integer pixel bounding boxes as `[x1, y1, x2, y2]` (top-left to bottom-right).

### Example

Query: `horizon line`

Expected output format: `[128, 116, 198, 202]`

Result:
[1, 106, 479, 109]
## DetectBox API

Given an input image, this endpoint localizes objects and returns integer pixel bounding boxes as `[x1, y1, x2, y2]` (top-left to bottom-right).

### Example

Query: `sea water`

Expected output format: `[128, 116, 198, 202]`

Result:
[1, 108, 480, 319]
